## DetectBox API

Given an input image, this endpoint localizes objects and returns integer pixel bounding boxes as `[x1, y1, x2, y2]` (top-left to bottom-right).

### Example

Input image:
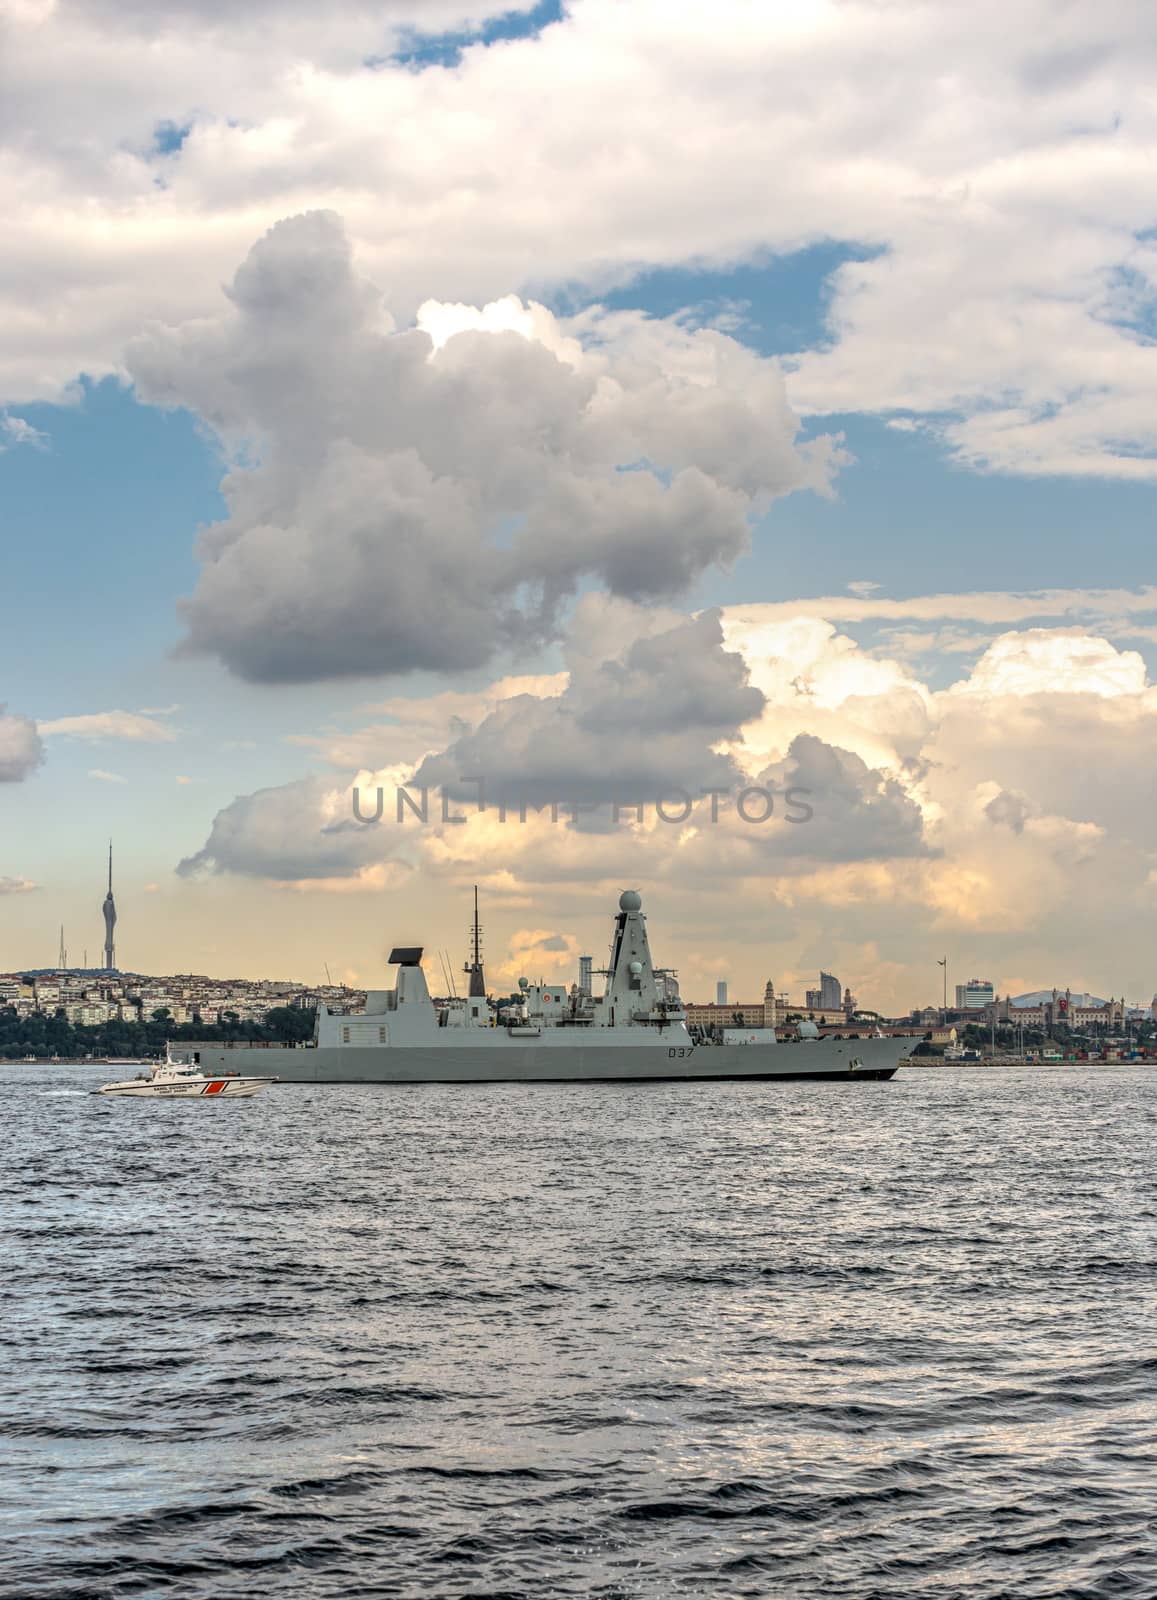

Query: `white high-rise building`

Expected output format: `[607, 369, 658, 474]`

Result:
[955, 979, 994, 1010]
[716, 980, 728, 1006]
[579, 955, 593, 995]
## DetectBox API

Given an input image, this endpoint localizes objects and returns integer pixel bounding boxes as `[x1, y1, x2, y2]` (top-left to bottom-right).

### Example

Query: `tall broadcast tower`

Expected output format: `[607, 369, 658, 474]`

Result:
[102, 841, 117, 971]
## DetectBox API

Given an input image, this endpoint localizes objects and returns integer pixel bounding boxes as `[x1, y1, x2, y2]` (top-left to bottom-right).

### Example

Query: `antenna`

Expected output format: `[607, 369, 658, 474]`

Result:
[443, 950, 459, 999]
[58, 925, 67, 970]
[324, 962, 333, 985]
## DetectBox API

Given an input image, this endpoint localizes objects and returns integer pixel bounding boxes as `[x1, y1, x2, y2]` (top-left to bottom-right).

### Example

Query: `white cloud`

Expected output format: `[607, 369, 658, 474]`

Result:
[40, 709, 177, 741]
[88, 768, 127, 782]
[0, 875, 37, 894]
[128, 212, 838, 683]
[945, 630, 1149, 699]
[0, 413, 47, 450]
[3, 2, 1157, 475]
[0, 706, 44, 781]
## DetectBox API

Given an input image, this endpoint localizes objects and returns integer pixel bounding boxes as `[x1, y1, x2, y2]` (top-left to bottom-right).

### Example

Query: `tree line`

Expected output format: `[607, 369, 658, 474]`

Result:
[0, 1004, 315, 1060]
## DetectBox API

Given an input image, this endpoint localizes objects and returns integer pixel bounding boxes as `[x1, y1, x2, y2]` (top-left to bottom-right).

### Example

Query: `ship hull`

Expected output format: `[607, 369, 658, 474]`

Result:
[181, 1037, 904, 1085]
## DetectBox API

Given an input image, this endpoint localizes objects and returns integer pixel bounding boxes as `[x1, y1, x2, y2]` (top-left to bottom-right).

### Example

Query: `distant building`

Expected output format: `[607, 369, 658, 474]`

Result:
[716, 980, 728, 1006]
[686, 980, 856, 1032]
[955, 978, 994, 1011]
[996, 987, 1128, 1031]
[578, 955, 593, 995]
[806, 971, 842, 1010]
[687, 980, 777, 1031]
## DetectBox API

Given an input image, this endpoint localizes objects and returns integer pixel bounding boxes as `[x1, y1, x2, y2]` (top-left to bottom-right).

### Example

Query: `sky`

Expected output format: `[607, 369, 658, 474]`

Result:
[3, 0, 1157, 1011]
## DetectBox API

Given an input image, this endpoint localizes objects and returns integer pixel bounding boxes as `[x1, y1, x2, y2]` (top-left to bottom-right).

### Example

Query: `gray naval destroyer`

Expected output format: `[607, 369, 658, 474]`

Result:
[180, 891, 905, 1084]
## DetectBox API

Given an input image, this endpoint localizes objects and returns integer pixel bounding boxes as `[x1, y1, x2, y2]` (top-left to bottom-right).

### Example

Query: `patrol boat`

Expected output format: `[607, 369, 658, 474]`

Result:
[95, 1050, 277, 1098]
[175, 891, 905, 1085]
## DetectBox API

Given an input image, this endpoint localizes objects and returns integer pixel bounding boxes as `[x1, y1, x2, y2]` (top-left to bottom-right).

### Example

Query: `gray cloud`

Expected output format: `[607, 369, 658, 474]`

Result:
[128, 211, 839, 684]
[984, 787, 1034, 834]
[413, 602, 765, 810]
[178, 777, 393, 880]
[753, 733, 931, 864]
[0, 707, 44, 783]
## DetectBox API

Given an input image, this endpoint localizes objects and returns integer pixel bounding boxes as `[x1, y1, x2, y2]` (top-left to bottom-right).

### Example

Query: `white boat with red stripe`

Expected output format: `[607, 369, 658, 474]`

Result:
[95, 1048, 277, 1098]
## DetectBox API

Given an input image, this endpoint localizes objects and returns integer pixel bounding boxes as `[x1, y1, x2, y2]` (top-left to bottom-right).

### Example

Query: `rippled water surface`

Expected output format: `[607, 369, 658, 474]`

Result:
[4, 1061, 1156, 1599]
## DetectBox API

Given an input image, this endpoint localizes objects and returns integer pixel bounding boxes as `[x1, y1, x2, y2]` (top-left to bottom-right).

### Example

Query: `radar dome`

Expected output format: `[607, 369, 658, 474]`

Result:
[619, 889, 642, 912]
[628, 960, 643, 976]
[518, 976, 529, 990]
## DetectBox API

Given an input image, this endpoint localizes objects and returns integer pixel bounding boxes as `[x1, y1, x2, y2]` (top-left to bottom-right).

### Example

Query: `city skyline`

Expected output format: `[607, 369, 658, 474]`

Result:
[7, 871, 1153, 1019]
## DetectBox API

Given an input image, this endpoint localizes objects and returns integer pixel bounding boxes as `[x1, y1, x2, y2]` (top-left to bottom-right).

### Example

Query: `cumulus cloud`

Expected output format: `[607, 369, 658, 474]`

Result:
[0, 706, 44, 782]
[720, 614, 934, 772]
[169, 597, 1157, 1003]
[946, 631, 1150, 699]
[412, 599, 765, 809]
[178, 775, 410, 882]
[752, 734, 930, 865]
[929, 634, 1157, 853]
[5, 1, 1157, 474]
[177, 600, 937, 890]
[128, 212, 837, 683]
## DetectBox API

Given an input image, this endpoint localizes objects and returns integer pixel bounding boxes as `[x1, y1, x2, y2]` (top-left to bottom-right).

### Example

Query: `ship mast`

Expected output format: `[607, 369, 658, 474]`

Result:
[465, 884, 486, 998]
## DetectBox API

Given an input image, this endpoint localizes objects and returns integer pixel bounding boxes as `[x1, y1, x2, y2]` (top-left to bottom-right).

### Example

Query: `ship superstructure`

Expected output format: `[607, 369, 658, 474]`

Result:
[176, 891, 905, 1084]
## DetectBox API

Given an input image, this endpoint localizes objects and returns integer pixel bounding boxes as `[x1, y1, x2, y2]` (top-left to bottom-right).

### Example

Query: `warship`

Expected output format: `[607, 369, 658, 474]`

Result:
[176, 891, 906, 1084]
